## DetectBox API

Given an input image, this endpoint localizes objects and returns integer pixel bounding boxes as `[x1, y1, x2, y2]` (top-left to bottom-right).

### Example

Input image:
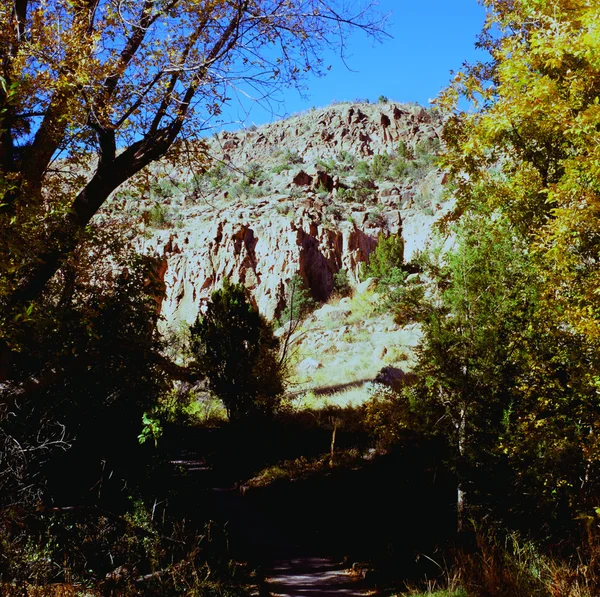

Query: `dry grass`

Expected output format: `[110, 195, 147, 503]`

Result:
[285, 289, 421, 409]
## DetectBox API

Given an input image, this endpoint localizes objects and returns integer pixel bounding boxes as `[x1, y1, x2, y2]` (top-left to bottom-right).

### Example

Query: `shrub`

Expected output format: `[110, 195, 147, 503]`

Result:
[336, 187, 355, 203]
[316, 157, 338, 173]
[332, 269, 352, 297]
[378, 95, 389, 104]
[244, 162, 265, 184]
[271, 162, 292, 174]
[190, 279, 284, 421]
[283, 149, 304, 164]
[143, 202, 172, 228]
[366, 207, 386, 228]
[397, 140, 412, 159]
[356, 160, 371, 177]
[391, 157, 410, 180]
[277, 274, 316, 326]
[336, 150, 356, 169]
[230, 178, 260, 199]
[361, 232, 405, 283]
[371, 153, 392, 179]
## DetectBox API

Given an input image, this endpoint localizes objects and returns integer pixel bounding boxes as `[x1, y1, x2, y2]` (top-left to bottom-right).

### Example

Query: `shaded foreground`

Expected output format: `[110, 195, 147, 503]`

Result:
[153, 421, 456, 594]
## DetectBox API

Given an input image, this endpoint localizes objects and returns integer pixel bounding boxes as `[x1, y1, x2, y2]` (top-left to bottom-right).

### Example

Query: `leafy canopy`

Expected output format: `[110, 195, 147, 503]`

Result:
[439, 0, 600, 341]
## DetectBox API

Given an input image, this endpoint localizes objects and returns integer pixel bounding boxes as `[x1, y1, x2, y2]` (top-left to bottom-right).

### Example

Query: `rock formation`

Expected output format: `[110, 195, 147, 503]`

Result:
[106, 101, 452, 328]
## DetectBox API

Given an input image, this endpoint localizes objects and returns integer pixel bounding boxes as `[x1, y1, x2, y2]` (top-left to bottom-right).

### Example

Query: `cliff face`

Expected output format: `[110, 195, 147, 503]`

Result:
[120, 101, 451, 327]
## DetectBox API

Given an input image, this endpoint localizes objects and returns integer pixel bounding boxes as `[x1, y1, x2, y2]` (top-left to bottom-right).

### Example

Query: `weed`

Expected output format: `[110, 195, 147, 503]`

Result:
[244, 162, 265, 184]
[336, 187, 355, 203]
[324, 203, 343, 221]
[276, 202, 292, 216]
[283, 149, 304, 164]
[336, 150, 356, 169]
[143, 202, 172, 228]
[271, 163, 292, 174]
[317, 157, 338, 173]
[371, 153, 392, 180]
[367, 207, 386, 228]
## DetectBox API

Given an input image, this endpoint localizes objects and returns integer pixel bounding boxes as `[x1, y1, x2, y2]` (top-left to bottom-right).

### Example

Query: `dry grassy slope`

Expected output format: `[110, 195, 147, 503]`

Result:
[281, 279, 423, 408]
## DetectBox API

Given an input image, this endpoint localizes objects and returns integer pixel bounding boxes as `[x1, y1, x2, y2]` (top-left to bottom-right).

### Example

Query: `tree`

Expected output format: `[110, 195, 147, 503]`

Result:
[438, 0, 600, 342]
[0, 0, 386, 311]
[190, 278, 284, 421]
[361, 232, 405, 285]
[430, 0, 600, 532]
[0, 223, 173, 507]
[394, 214, 538, 531]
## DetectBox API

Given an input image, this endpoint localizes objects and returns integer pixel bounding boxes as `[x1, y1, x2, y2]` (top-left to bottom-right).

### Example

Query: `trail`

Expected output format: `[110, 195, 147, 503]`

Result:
[264, 554, 370, 597]
[165, 440, 375, 597]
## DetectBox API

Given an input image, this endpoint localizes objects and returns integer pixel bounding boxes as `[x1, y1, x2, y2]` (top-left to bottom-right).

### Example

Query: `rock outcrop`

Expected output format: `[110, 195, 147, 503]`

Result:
[108, 101, 453, 328]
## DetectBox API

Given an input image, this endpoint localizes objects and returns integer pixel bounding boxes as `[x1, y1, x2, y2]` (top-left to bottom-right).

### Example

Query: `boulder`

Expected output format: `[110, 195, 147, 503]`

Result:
[356, 277, 377, 295]
[291, 170, 313, 186]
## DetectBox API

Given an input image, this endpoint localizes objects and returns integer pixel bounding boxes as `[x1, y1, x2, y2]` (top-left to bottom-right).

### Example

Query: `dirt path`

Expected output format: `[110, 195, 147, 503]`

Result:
[265, 555, 371, 596]
[162, 430, 380, 596]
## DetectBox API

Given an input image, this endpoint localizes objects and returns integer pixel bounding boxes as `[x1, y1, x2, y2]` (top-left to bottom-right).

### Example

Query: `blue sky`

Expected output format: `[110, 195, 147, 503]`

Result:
[221, 0, 488, 128]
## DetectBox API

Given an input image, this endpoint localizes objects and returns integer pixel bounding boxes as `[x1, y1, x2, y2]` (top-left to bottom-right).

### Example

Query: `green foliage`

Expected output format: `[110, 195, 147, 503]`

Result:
[230, 178, 260, 199]
[205, 162, 231, 187]
[0, 225, 170, 508]
[144, 202, 172, 228]
[391, 157, 410, 179]
[356, 160, 371, 177]
[283, 149, 304, 165]
[316, 157, 338, 173]
[394, 213, 541, 525]
[352, 177, 377, 203]
[371, 153, 393, 179]
[336, 187, 355, 203]
[431, 0, 600, 534]
[361, 232, 405, 283]
[244, 162, 264, 184]
[277, 274, 316, 325]
[190, 279, 284, 421]
[366, 206, 386, 227]
[396, 140, 411, 159]
[271, 162, 292, 174]
[438, 0, 600, 341]
[0, 505, 253, 595]
[414, 138, 441, 161]
[332, 269, 352, 298]
[138, 412, 163, 447]
[336, 150, 357, 169]
[378, 95, 389, 104]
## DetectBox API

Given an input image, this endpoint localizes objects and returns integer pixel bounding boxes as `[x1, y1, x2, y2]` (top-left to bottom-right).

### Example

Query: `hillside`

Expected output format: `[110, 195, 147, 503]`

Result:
[103, 101, 452, 328]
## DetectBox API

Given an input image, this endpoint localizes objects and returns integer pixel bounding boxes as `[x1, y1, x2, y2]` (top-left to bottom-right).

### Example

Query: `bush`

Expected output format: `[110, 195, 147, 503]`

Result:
[244, 162, 264, 184]
[371, 153, 392, 179]
[332, 269, 352, 297]
[361, 233, 405, 283]
[283, 149, 304, 164]
[190, 279, 284, 421]
[143, 202, 172, 228]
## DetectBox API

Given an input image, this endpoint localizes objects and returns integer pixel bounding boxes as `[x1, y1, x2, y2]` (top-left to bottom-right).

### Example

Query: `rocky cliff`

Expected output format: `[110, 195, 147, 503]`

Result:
[109, 101, 452, 327]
